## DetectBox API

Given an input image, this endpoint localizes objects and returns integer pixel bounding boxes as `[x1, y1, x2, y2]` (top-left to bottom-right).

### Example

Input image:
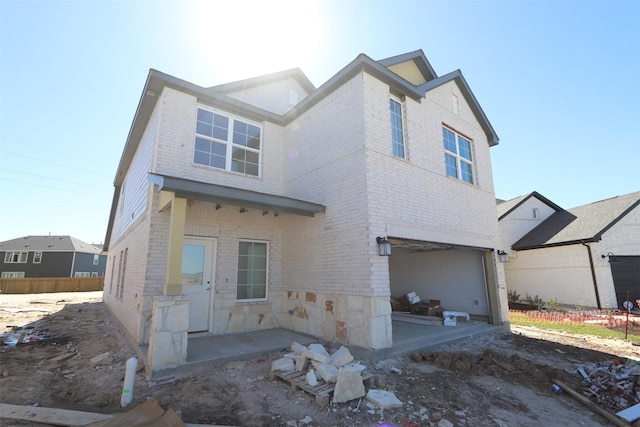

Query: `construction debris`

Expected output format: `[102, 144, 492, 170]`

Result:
[577, 359, 640, 416]
[271, 342, 375, 406]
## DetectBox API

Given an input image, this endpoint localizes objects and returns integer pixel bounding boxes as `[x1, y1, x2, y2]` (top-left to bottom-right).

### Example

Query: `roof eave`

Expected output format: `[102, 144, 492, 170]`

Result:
[418, 70, 499, 146]
[498, 191, 564, 221]
[512, 237, 601, 251]
[148, 173, 326, 218]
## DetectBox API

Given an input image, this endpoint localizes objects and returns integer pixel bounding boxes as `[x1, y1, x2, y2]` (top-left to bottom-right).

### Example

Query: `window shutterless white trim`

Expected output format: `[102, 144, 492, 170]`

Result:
[390, 96, 405, 158]
[4, 251, 28, 263]
[33, 251, 42, 264]
[91, 272, 98, 277]
[443, 127, 474, 184]
[2, 272, 25, 278]
[236, 239, 268, 302]
[194, 106, 262, 177]
[93, 254, 99, 265]
[75, 272, 90, 278]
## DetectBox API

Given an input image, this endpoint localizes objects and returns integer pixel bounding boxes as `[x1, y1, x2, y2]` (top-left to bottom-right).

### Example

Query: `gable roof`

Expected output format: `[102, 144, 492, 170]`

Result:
[377, 50, 438, 85]
[497, 191, 563, 220]
[206, 67, 316, 96]
[0, 235, 103, 254]
[511, 191, 640, 250]
[106, 50, 499, 248]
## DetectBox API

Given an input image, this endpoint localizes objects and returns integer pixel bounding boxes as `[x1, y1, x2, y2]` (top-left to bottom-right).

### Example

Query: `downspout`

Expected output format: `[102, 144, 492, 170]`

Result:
[582, 242, 602, 309]
[70, 251, 76, 278]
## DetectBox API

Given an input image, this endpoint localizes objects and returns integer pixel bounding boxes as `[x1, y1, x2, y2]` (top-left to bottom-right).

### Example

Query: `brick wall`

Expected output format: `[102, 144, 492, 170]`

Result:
[153, 87, 286, 195]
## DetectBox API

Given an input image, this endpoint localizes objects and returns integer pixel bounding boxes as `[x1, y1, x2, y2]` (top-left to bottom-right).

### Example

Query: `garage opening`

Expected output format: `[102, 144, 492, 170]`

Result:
[387, 238, 494, 325]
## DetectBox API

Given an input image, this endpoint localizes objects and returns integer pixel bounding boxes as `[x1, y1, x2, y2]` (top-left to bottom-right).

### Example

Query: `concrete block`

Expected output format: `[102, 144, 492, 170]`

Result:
[303, 344, 332, 364]
[306, 369, 318, 386]
[366, 389, 403, 409]
[311, 361, 338, 383]
[291, 342, 307, 354]
[330, 346, 354, 367]
[342, 362, 366, 374]
[295, 355, 308, 372]
[332, 368, 365, 403]
[271, 357, 294, 373]
[89, 352, 111, 368]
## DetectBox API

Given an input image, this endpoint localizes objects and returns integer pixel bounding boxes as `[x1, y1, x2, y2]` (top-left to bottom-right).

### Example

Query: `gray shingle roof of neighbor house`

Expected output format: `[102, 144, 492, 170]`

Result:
[497, 191, 564, 220]
[0, 235, 103, 254]
[105, 50, 500, 249]
[511, 191, 640, 250]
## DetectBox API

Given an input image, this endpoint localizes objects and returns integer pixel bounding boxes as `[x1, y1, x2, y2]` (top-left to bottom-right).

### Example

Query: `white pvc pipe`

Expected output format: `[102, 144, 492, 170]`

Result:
[120, 357, 138, 407]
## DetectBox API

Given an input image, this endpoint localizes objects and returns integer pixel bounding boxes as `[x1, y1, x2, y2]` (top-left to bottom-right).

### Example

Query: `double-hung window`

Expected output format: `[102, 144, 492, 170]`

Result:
[443, 127, 474, 184]
[4, 251, 28, 263]
[194, 107, 261, 176]
[390, 97, 405, 158]
[236, 240, 267, 300]
[33, 252, 42, 264]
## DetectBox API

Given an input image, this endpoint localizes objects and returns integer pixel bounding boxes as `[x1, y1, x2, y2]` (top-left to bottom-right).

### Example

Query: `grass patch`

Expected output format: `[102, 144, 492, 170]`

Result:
[510, 311, 640, 342]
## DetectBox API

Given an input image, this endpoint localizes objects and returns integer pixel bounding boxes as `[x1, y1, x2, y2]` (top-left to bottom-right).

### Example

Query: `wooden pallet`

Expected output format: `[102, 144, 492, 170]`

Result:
[271, 369, 373, 407]
[271, 369, 334, 406]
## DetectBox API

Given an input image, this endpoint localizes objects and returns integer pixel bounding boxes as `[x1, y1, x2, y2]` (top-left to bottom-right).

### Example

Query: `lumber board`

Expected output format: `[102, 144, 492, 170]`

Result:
[552, 379, 631, 427]
[617, 402, 640, 423]
[0, 403, 235, 427]
[0, 403, 113, 426]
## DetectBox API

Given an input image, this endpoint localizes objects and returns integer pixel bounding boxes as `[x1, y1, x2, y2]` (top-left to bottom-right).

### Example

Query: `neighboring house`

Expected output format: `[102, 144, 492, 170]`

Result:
[0, 235, 106, 278]
[497, 191, 640, 310]
[103, 50, 509, 373]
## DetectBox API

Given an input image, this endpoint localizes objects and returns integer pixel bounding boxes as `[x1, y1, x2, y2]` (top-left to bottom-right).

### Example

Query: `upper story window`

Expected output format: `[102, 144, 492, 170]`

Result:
[443, 127, 474, 184]
[33, 252, 42, 264]
[93, 254, 99, 265]
[532, 208, 539, 220]
[390, 97, 405, 158]
[194, 107, 261, 176]
[4, 251, 28, 263]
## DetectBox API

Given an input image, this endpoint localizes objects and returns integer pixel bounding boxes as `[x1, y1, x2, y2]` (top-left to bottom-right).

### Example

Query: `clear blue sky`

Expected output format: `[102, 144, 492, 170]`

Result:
[1, 0, 639, 245]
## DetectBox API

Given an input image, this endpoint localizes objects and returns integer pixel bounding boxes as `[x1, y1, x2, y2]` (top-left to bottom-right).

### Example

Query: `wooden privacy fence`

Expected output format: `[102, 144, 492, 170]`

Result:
[0, 277, 104, 294]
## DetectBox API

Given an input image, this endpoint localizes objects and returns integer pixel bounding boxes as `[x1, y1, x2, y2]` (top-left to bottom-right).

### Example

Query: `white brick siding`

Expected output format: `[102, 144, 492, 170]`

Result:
[110, 102, 156, 243]
[498, 197, 557, 260]
[153, 87, 286, 196]
[108, 64, 508, 350]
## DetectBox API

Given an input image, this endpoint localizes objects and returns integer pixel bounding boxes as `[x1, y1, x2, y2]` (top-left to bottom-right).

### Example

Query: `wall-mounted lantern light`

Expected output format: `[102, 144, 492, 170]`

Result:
[601, 252, 621, 264]
[376, 237, 392, 256]
[497, 250, 509, 263]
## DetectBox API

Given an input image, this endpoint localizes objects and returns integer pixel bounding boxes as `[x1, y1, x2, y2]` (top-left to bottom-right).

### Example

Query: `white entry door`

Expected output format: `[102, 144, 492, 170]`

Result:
[181, 238, 215, 333]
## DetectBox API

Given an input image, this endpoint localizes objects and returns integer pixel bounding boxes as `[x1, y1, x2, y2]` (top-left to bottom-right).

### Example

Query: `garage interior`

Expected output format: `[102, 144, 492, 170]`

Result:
[387, 238, 496, 331]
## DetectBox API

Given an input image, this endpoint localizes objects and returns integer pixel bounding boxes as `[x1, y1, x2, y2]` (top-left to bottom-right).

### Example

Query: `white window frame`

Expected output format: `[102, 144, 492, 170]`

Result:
[91, 272, 98, 277]
[74, 272, 90, 278]
[2, 272, 25, 278]
[390, 96, 405, 158]
[93, 254, 99, 265]
[194, 106, 262, 177]
[4, 251, 28, 263]
[236, 240, 268, 302]
[33, 251, 42, 264]
[443, 127, 475, 184]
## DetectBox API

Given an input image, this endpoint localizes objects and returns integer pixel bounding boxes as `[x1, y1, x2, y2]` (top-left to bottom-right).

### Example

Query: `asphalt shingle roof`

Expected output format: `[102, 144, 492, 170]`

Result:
[0, 236, 103, 254]
[511, 191, 640, 250]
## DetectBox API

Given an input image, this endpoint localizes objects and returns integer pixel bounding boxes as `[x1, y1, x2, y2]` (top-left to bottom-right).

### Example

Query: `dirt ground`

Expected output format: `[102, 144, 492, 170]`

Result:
[1, 292, 639, 427]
